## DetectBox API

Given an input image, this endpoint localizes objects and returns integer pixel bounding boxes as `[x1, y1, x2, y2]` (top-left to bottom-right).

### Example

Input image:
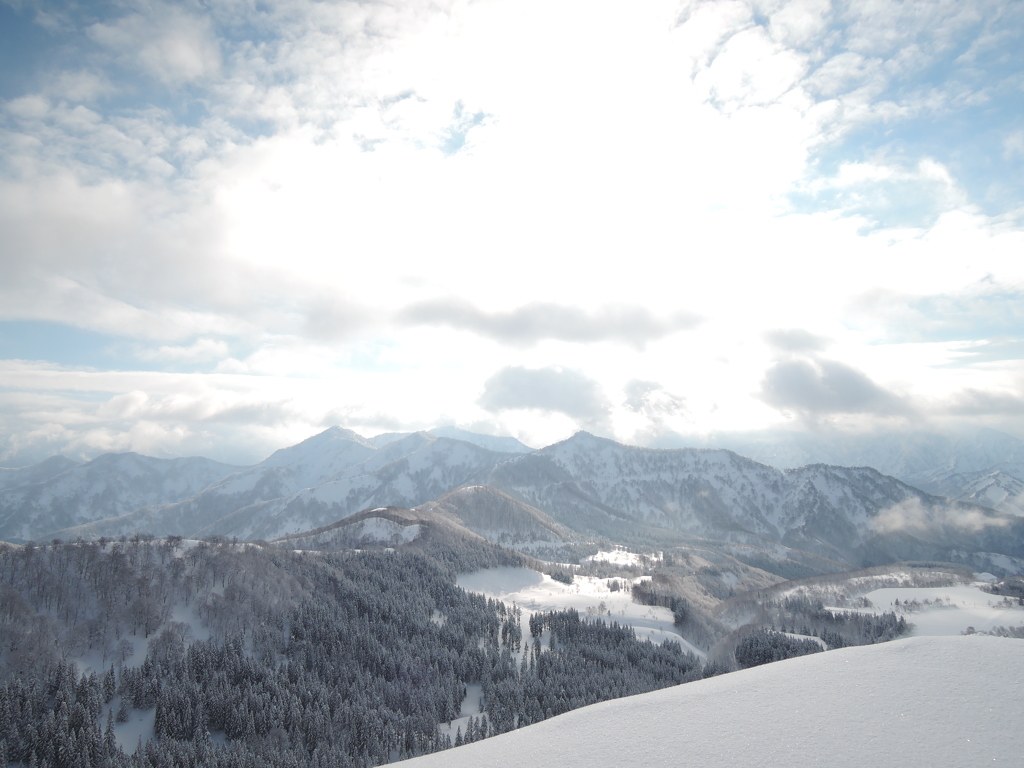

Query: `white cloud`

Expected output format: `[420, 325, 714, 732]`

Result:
[872, 497, 1010, 534]
[88, 4, 221, 86]
[139, 339, 231, 363]
[0, 0, 1022, 461]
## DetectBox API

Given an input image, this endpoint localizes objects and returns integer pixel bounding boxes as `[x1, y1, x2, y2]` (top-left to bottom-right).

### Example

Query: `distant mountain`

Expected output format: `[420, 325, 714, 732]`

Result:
[190, 434, 515, 541]
[483, 432, 1024, 568]
[364, 427, 533, 454]
[689, 427, 1024, 511]
[920, 467, 1024, 517]
[0, 456, 79, 491]
[428, 426, 533, 454]
[49, 431, 518, 542]
[364, 431, 413, 447]
[19, 427, 1023, 575]
[0, 452, 243, 542]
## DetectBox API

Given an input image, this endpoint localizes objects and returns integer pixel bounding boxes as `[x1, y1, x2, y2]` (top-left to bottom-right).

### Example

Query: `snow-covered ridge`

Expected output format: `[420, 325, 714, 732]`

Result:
[402, 635, 1024, 768]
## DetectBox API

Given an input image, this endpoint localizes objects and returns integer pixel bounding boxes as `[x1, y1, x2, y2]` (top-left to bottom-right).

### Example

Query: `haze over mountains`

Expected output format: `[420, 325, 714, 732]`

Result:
[2, 426, 1021, 576]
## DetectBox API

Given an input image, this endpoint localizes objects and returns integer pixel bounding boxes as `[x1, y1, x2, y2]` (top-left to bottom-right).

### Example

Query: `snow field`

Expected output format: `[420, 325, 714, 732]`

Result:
[456, 567, 705, 658]
[584, 547, 662, 567]
[841, 583, 1024, 637]
[403, 635, 1024, 768]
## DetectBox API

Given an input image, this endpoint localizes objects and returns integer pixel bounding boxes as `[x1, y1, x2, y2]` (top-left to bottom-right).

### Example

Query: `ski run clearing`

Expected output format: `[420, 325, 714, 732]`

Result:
[404, 635, 1024, 768]
[457, 566, 705, 657]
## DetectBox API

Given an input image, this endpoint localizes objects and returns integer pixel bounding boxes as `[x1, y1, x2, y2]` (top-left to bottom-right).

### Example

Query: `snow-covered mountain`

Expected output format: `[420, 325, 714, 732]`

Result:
[428, 426, 533, 454]
[0, 452, 242, 542]
[0, 455, 79, 490]
[695, 427, 1024, 510]
[49, 431, 518, 542]
[402, 635, 1023, 768]
[913, 466, 1024, 516]
[15, 427, 1023, 573]
[365, 427, 533, 454]
[484, 432, 1023, 566]
[190, 434, 515, 541]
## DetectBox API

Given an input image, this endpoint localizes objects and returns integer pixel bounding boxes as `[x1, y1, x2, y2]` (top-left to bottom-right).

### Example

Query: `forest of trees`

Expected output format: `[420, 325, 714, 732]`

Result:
[761, 595, 909, 648]
[0, 537, 720, 768]
[734, 630, 823, 668]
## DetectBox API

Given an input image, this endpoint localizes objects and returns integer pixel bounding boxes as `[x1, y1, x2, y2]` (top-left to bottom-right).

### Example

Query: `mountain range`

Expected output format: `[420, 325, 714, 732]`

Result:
[685, 427, 1024, 516]
[2, 426, 1022, 575]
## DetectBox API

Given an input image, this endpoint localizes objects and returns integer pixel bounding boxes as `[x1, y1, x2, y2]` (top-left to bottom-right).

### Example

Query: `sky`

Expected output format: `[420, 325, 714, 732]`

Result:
[1, 0, 1023, 465]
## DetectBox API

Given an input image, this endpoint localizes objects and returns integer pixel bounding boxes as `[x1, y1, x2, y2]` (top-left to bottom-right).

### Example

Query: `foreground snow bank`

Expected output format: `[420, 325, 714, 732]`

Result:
[403, 635, 1023, 768]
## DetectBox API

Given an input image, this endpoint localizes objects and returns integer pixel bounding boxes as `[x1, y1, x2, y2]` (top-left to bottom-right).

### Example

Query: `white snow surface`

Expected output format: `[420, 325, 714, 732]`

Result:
[847, 583, 1024, 636]
[584, 547, 661, 567]
[404, 635, 1024, 768]
[457, 567, 704, 657]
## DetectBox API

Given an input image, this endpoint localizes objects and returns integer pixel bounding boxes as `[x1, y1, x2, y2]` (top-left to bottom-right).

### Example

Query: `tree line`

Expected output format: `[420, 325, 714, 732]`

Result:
[0, 537, 724, 768]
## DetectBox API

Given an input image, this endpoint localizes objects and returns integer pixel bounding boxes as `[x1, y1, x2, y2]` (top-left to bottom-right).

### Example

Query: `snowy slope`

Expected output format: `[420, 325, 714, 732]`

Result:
[403, 635, 1024, 768]
[0, 452, 243, 541]
[417, 485, 574, 547]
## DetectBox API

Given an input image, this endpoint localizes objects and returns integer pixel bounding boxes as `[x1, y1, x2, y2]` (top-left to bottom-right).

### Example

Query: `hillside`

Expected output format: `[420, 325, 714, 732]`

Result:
[402, 634, 1024, 768]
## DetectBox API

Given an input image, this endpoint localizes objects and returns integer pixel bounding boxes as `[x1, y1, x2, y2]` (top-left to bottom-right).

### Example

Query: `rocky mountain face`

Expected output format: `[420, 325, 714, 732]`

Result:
[5, 427, 1021, 574]
[483, 432, 1024, 567]
[698, 427, 1024, 515]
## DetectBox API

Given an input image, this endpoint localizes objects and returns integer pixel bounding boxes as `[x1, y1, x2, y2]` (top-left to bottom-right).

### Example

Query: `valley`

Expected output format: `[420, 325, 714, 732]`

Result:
[1, 427, 1022, 767]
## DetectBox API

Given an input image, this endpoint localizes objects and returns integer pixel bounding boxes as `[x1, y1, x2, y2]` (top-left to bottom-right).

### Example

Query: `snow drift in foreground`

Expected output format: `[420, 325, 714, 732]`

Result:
[403, 636, 1023, 768]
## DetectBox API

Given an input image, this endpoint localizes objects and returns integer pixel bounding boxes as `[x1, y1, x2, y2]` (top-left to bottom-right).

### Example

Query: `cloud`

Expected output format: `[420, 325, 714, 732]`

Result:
[872, 497, 1010, 534]
[764, 328, 829, 353]
[399, 300, 700, 348]
[87, 4, 221, 87]
[43, 70, 115, 103]
[138, 339, 231, 364]
[478, 366, 611, 431]
[792, 158, 968, 228]
[761, 358, 911, 418]
[302, 299, 379, 343]
[948, 389, 1024, 417]
[853, 285, 1024, 349]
